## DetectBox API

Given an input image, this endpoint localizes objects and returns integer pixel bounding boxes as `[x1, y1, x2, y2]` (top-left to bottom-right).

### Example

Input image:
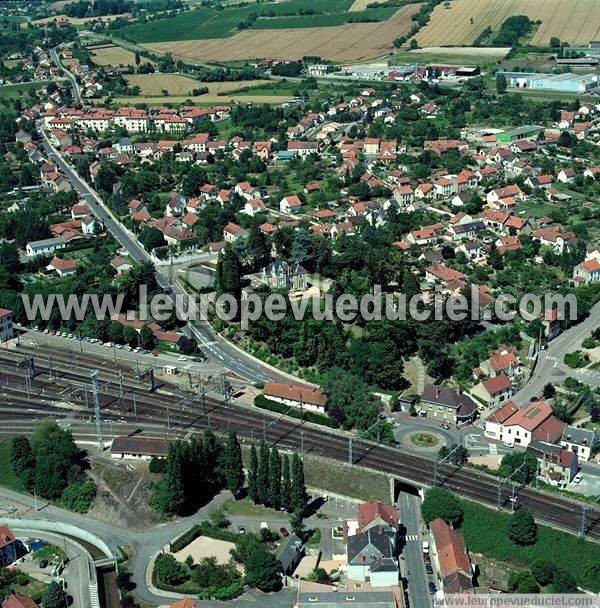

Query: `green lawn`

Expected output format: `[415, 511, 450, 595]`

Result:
[459, 499, 600, 592]
[0, 441, 26, 492]
[119, 0, 394, 43]
[0, 82, 49, 100]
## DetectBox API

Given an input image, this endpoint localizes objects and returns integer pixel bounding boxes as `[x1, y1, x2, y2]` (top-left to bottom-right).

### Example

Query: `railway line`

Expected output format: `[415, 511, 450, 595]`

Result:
[1, 344, 599, 540]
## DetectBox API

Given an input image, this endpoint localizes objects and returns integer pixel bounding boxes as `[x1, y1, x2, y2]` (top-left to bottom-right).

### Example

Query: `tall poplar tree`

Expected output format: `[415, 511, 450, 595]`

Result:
[257, 440, 270, 505]
[291, 453, 307, 516]
[281, 454, 291, 512]
[223, 429, 245, 495]
[248, 444, 259, 503]
[268, 446, 281, 510]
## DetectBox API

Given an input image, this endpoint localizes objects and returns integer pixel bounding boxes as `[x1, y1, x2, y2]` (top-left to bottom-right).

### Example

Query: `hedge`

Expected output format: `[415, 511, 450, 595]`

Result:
[458, 499, 600, 592]
[169, 521, 238, 553]
[254, 394, 337, 429]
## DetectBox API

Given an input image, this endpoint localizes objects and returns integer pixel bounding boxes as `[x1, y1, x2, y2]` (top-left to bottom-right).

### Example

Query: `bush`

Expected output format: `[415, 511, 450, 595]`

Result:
[531, 559, 557, 586]
[149, 456, 167, 474]
[153, 554, 189, 586]
[254, 394, 337, 429]
[60, 479, 96, 513]
[507, 509, 537, 546]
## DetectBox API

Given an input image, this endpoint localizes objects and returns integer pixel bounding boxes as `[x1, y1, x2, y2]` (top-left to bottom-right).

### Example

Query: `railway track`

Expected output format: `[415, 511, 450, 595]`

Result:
[1, 345, 599, 540]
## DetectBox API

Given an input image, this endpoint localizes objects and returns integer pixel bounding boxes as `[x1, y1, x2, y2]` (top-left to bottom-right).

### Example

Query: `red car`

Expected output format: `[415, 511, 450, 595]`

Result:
[151, 349, 158, 357]
[280, 527, 289, 537]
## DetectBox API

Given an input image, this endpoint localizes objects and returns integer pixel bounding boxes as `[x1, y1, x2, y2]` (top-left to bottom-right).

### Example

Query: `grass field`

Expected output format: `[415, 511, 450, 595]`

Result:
[416, 0, 600, 47]
[119, 0, 400, 43]
[0, 81, 58, 100]
[391, 45, 509, 65]
[88, 44, 152, 67]
[144, 5, 420, 63]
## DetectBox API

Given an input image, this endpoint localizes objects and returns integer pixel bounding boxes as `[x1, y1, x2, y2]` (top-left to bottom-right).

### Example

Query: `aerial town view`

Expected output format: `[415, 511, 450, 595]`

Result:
[0, 0, 599, 608]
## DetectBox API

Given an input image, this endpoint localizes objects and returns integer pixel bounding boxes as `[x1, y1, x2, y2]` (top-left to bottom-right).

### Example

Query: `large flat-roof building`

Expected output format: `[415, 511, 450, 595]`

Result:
[498, 71, 599, 93]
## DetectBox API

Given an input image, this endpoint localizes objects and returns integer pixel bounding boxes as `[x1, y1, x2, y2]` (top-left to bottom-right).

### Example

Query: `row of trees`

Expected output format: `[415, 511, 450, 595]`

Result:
[152, 429, 244, 515]
[247, 442, 308, 533]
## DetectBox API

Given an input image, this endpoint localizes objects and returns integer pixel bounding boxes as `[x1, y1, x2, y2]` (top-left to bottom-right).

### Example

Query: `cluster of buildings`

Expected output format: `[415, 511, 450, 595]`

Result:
[499, 71, 599, 94]
[485, 400, 598, 486]
[335, 63, 480, 84]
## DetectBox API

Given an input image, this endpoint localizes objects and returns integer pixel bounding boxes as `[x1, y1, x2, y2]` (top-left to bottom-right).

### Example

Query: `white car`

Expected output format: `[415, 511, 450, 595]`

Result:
[573, 474, 583, 484]
[103, 342, 112, 348]
[178, 356, 188, 361]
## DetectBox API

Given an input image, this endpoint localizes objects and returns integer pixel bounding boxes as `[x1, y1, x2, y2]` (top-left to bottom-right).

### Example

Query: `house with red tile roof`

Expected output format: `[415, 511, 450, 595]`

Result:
[357, 502, 398, 533]
[46, 256, 77, 277]
[484, 401, 519, 440]
[491, 401, 566, 447]
[527, 440, 579, 486]
[429, 518, 472, 594]
[263, 381, 327, 413]
[2, 595, 39, 608]
[471, 373, 514, 406]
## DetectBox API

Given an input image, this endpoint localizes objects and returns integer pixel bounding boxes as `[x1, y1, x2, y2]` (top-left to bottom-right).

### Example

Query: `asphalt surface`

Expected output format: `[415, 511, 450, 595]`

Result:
[512, 300, 600, 406]
[38, 128, 293, 385]
[397, 491, 430, 608]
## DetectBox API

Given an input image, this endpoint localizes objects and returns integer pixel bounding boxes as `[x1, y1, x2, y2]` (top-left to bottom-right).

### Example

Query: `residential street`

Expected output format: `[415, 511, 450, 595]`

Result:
[397, 491, 430, 608]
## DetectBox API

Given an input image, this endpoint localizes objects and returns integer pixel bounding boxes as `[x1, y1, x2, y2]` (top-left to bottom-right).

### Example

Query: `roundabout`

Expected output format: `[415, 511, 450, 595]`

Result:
[409, 432, 440, 448]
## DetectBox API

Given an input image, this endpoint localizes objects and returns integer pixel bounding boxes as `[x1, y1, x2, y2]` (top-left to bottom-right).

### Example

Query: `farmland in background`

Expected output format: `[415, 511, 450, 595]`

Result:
[144, 4, 420, 63]
[415, 0, 600, 47]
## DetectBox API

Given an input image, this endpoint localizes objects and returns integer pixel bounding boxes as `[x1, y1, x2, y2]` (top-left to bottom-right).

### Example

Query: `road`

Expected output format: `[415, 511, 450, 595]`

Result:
[512, 300, 600, 406]
[38, 125, 294, 385]
[50, 48, 81, 104]
[397, 491, 430, 608]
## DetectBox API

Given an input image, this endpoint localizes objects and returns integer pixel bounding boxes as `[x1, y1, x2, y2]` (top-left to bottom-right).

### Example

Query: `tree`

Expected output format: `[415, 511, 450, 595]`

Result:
[257, 440, 270, 505]
[543, 383, 556, 399]
[496, 73, 507, 94]
[498, 452, 537, 485]
[507, 508, 537, 546]
[41, 581, 68, 608]
[421, 487, 463, 526]
[243, 544, 283, 592]
[139, 325, 155, 350]
[134, 50, 140, 66]
[268, 446, 281, 510]
[280, 455, 291, 512]
[223, 430, 245, 496]
[550, 569, 578, 592]
[152, 441, 187, 515]
[549, 36, 561, 48]
[531, 559, 558, 586]
[60, 479, 96, 513]
[248, 444, 259, 503]
[138, 227, 166, 251]
[10, 435, 35, 489]
[290, 453, 307, 517]
[215, 246, 242, 299]
[508, 569, 540, 593]
[290, 509, 305, 537]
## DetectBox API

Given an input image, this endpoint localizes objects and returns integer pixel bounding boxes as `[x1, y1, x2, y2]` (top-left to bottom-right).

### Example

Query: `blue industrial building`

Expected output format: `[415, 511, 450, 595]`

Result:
[498, 71, 599, 93]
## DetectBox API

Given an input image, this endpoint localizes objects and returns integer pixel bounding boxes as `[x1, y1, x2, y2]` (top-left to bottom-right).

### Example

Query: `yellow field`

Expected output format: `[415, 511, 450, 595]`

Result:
[122, 75, 287, 103]
[88, 44, 152, 67]
[416, 0, 600, 47]
[144, 4, 420, 63]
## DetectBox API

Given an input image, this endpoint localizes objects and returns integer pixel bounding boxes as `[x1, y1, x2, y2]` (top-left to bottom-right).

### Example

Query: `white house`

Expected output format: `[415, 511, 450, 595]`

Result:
[263, 381, 327, 413]
[26, 237, 65, 257]
[0, 308, 14, 342]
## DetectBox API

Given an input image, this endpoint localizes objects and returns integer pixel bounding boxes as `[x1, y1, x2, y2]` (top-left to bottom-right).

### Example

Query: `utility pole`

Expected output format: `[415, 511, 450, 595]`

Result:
[434, 443, 466, 486]
[201, 385, 206, 414]
[133, 393, 137, 417]
[167, 408, 171, 430]
[348, 437, 353, 466]
[90, 370, 104, 451]
[300, 431, 305, 455]
[48, 355, 54, 380]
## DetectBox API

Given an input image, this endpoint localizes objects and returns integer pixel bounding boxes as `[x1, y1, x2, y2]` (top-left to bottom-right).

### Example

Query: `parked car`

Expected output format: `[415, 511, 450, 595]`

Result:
[426, 563, 433, 574]
[573, 474, 583, 483]
[39, 560, 48, 569]
[422, 540, 429, 555]
[440, 423, 450, 430]
[428, 582, 436, 595]
[280, 527, 289, 537]
[237, 525, 246, 534]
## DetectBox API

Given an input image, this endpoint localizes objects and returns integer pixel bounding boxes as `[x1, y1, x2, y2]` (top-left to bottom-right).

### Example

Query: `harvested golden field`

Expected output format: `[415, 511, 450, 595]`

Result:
[416, 0, 600, 47]
[144, 4, 420, 63]
[120, 76, 287, 103]
[88, 44, 151, 67]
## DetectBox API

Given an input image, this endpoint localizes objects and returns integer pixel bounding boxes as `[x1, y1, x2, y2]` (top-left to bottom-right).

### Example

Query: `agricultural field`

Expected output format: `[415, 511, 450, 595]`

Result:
[118, 0, 399, 43]
[392, 45, 509, 66]
[349, 0, 390, 10]
[416, 0, 600, 47]
[87, 44, 152, 67]
[119, 75, 289, 104]
[144, 5, 420, 63]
